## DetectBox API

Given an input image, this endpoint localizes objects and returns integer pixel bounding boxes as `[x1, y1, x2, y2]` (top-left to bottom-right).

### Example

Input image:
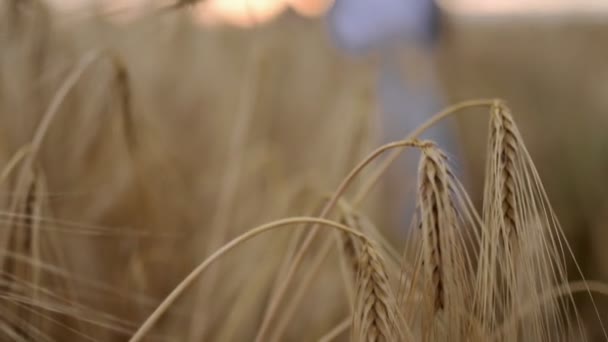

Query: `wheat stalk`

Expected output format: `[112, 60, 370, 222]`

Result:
[255, 101, 496, 342]
[130, 217, 370, 342]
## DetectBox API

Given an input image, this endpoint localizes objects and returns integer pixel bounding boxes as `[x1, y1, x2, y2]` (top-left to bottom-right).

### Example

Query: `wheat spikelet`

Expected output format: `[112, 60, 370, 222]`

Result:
[352, 238, 403, 342]
[401, 142, 480, 341]
[475, 101, 522, 338]
[337, 200, 407, 323]
[492, 103, 518, 242]
[477, 101, 588, 341]
[339, 204, 402, 272]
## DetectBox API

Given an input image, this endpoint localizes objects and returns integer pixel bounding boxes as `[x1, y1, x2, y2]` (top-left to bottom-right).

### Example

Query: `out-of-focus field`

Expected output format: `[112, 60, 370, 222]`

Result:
[2, 1, 608, 340]
[0, 4, 377, 339]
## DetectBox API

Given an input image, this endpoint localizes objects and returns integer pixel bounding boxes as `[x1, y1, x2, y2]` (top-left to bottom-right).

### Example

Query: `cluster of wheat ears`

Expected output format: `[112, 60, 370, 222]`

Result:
[2, 1, 608, 341]
[127, 102, 607, 342]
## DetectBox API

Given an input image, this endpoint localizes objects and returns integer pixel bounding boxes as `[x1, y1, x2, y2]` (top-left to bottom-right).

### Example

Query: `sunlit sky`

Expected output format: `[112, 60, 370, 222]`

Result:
[48, 0, 608, 26]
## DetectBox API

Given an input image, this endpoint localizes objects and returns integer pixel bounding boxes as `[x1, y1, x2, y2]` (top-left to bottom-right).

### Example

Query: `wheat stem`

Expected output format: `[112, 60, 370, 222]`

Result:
[258, 99, 498, 342]
[130, 217, 368, 342]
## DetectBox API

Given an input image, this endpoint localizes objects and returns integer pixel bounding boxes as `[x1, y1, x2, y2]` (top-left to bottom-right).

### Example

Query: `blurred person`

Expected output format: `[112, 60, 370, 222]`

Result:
[327, 0, 449, 149]
[192, 0, 461, 230]
[326, 0, 466, 231]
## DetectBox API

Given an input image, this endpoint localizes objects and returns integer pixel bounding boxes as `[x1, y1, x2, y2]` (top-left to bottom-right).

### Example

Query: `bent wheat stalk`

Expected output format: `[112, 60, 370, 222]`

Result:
[254, 139, 430, 341]
[256, 99, 497, 342]
[130, 217, 369, 342]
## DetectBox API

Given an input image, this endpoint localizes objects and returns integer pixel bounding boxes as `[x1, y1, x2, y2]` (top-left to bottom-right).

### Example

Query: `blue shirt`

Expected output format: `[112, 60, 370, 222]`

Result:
[327, 0, 438, 54]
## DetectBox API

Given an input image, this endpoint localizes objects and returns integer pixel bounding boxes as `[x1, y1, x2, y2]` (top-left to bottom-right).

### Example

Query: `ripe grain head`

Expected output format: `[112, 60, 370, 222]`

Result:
[352, 238, 404, 342]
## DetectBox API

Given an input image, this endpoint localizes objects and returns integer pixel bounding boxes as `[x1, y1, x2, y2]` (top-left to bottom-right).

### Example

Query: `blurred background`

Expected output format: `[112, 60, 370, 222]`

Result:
[57, 0, 608, 334]
[4, 0, 608, 339]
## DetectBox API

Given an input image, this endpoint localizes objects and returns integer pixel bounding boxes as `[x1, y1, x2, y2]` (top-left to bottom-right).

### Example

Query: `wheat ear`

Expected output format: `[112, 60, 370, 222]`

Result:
[402, 143, 479, 341]
[352, 239, 404, 342]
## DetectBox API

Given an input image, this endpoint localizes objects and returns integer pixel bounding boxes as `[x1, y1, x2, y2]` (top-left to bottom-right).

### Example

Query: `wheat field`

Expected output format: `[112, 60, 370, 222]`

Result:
[0, 1, 607, 341]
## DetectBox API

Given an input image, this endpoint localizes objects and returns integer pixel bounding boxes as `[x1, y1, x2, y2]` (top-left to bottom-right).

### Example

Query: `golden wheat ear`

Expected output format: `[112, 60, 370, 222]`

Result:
[476, 101, 601, 341]
[400, 142, 482, 341]
[336, 201, 405, 341]
[352, 238, 406, 342]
